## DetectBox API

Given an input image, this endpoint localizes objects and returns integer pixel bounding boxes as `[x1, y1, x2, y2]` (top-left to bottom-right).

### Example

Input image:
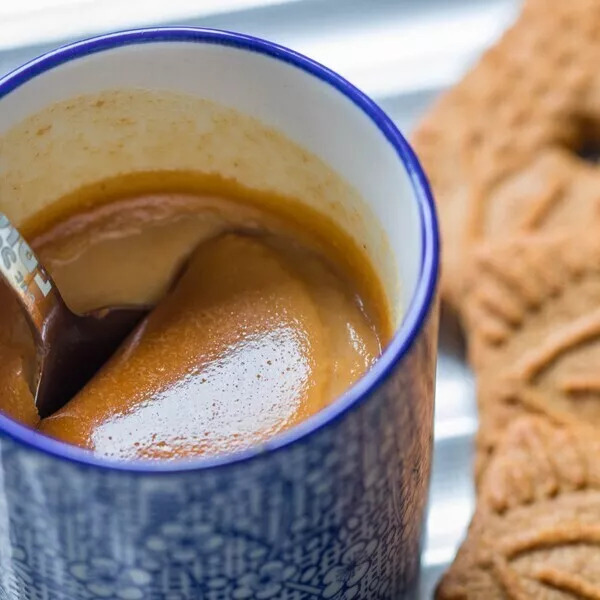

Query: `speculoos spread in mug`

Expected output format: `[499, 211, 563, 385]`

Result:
[0, 172, 391, 460]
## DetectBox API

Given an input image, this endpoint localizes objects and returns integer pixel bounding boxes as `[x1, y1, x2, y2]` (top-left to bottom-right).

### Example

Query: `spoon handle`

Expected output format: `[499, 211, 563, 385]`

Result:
[0, 213, 66, 343]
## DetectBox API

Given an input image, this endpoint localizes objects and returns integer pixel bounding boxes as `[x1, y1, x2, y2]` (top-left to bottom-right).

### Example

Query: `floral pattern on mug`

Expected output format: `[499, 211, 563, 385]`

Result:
[69, 558, 152, 599]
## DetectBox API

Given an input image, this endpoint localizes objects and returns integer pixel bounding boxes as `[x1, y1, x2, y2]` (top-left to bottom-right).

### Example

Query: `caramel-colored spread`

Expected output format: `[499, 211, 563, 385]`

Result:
[0, 173, 391, 460]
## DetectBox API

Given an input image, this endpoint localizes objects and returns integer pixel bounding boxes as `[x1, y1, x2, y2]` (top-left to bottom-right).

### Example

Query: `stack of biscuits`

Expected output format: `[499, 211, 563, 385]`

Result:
[413, 0, 600, 597]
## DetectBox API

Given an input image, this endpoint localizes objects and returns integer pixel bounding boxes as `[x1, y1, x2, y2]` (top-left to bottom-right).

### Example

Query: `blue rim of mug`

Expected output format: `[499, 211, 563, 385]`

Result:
[0, 28, 439, 474]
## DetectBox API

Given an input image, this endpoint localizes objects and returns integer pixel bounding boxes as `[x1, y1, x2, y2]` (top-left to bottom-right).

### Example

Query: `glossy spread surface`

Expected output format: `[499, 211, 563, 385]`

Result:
[0, 175, 390, 460]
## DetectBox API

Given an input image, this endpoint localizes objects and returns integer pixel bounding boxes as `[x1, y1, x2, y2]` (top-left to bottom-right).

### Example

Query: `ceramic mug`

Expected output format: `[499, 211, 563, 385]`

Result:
[0, 29, 439, 600]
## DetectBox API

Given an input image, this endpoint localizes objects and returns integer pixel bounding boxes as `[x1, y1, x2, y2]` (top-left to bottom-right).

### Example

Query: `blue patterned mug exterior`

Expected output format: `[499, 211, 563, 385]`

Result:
[0, 29, 439, 600]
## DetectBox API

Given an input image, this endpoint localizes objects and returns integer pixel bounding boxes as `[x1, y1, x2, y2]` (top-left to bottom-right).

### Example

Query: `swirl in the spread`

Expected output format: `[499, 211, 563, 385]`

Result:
[0, 179, 390, 461]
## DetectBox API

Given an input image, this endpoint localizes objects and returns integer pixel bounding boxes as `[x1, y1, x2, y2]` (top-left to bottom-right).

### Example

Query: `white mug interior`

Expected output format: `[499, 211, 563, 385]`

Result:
[0, 34, 423, 330]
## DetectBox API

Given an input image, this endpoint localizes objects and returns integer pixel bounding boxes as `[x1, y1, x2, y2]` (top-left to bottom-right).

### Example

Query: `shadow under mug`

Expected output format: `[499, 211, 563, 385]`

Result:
[0, 28, 439, 600]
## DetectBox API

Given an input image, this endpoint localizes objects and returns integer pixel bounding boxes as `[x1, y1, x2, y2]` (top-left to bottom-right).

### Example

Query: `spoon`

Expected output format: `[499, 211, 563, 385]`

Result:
[0, 213, 149, 418]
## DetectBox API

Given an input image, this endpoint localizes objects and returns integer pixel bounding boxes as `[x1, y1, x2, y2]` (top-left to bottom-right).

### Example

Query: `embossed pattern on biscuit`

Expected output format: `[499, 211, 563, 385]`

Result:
[437, 417, 600, 599]
[463, 233, 600, 474]
[464, 234, 600, 375]
[412, 0, 600, 307]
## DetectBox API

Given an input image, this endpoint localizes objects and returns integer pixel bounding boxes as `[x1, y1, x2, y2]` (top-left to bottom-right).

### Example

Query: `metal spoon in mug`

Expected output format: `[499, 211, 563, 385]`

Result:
[0, 213, 149, 418]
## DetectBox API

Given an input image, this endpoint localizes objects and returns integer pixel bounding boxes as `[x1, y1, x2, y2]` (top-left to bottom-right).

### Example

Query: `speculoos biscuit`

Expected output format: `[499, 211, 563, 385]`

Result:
[437, 416, 600, 599]
[413, 0, 600, 309]
[462, 233, 600, 476]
